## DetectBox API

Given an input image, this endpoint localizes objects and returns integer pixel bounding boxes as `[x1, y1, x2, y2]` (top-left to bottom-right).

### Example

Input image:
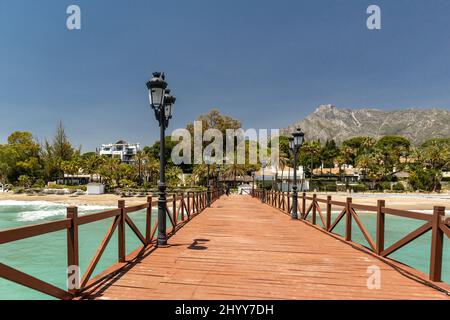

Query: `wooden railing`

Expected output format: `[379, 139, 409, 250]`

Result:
[252, 190, 449, 283]
[0, 189, 224, 300]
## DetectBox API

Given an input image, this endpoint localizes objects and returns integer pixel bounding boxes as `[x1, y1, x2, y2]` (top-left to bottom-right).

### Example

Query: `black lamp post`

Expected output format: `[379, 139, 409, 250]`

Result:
[146, 72, 175, 246]
[261, 160, 267, 203]
[289, 128, 305, 219]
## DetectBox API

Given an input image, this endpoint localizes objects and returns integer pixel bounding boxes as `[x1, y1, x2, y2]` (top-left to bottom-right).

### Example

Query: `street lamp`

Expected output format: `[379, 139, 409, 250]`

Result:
[261, 160, 267, 203]
[146, 72, 175, 246]
[289, 128, 305, 219]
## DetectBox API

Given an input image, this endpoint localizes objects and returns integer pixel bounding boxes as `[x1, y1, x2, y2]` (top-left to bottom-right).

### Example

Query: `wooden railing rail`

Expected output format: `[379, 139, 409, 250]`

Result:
[0, 189, 224, 299]
[252, 189, 448, 283]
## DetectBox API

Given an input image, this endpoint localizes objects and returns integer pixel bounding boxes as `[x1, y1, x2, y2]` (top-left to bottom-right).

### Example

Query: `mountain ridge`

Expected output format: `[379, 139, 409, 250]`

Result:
[283, 105, 450, 145]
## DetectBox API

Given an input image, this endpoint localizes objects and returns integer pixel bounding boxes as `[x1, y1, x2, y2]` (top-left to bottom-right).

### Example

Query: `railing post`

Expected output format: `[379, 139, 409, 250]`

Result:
[200, 192, 203, 210]
[196, 192, 199, 213]
[326, 195, 332, 231]
[187, 192, 191, 216]
[118, 200, 125, 263]
[287, 192, 291, 214]
[430, 206, 445, 282]
[204, 191, 207, 208]
[302, 192, 306, 219]
[146, 196, 152, 244]
[312, 194, 317, 225]
[376, 200, 385, 255]
[181, 192, 185, 221]
[345, 197, 352, 241]
[173, 193, 177, 227]
[67, 206, 79, 295]
[274, 191, 277, 207]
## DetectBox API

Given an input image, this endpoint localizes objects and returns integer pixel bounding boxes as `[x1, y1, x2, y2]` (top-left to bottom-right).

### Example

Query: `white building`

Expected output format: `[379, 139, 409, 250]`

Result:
[255, 165, 309, 191]
[87, 183, 105, 195]
[99, 141, 141, 164]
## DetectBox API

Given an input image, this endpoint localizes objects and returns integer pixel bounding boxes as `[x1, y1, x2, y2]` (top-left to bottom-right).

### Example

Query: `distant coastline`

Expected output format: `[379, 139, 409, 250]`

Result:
[1, 192, 450, 211]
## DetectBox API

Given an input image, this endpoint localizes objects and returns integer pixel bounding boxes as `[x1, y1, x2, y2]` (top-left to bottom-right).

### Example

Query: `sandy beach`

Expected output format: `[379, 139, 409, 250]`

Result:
[1, 192, 450, 211]
[0, 193, 148, 207]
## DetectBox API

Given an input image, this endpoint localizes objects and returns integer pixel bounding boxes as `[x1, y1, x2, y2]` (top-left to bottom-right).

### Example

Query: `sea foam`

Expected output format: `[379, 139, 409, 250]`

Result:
[0, 200, 114, 222]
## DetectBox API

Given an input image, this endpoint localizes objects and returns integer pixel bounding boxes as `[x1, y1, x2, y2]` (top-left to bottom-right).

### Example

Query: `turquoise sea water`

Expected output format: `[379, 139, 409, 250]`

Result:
[0, 200, 158, 300]
[0, 200, 448, 299]
[304, 208, 449, 284]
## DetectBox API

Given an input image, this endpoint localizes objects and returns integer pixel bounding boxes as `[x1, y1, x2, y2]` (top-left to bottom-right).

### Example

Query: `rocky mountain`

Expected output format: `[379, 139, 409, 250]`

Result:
[283, 105, 450, 145]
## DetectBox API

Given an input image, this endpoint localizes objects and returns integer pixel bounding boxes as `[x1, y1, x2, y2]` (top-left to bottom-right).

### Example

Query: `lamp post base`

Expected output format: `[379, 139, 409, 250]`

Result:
[157, 181, 167, 247]
[157, 238, 168, 246]
[291, 189, 298, 219]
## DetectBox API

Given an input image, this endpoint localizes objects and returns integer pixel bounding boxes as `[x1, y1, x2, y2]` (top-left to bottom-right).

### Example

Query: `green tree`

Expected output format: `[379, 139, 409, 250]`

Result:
[374, 136, 410, 177]
[299, 140, 321, 177]
[321, 139, 339, 170]
[82, 153, 105, 182]
[6, 131, 42, 183]
[18, 175, 32, 188]
[134, 150, 147, 185]
[167, 166, 183, 188]
[417, 138, 450, 191]
[41, 122, 77, 181]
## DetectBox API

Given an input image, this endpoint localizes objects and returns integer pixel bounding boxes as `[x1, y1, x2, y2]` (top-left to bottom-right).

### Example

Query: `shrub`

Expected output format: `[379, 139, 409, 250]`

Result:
[32, 179, 46, 188]
[377, 181, 391, 191]
[17, 175, 32, 188]
[352, 184, 367, 192]
[393, 182, 405, 192]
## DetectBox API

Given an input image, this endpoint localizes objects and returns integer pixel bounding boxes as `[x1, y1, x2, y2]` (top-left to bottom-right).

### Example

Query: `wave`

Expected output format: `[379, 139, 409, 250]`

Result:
[0, 200, 114, 222]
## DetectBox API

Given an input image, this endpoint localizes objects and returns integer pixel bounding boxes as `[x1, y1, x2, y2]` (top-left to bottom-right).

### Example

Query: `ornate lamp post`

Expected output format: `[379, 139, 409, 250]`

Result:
[289, 128, 305, 219]
[146, 72, 175, 246]
[261, 160, 267, 203]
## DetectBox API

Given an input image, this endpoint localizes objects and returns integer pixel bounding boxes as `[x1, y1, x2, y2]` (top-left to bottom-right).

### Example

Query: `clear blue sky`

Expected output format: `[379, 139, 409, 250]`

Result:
[1, 0, 450, 151]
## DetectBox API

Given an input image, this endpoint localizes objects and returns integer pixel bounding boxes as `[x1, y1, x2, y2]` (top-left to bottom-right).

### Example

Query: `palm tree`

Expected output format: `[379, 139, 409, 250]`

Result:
[222, 163, 246, 188]
[192, 164, 208, 186]
[83, 153, 104, 182]
[419, 139, 450, 191]
[100, 157, 121, 188]
[356, 154, 371, 183]
[145, 157, 159, 185]
[134, 150, 147, 185]
[302, 141, 321, 178]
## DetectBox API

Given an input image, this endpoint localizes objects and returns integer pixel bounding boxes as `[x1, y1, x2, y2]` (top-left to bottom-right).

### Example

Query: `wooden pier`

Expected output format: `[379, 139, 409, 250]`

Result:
[86, 195, 448, 300]
[0, 192, 449, 300]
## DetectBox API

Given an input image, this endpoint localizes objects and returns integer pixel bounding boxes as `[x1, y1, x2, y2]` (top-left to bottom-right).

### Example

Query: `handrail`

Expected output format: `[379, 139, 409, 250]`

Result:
[0, 189, 225, 299]
[0, 219, 72, 244]
[252, 189, 448, 284]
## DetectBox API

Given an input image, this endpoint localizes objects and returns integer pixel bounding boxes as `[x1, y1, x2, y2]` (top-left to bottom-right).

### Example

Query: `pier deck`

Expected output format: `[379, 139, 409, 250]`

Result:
[86, 195, 449, 300]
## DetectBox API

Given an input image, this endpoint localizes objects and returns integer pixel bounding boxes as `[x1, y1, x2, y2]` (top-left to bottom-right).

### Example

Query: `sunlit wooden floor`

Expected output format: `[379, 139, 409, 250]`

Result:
[86, 195, 449, 300]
